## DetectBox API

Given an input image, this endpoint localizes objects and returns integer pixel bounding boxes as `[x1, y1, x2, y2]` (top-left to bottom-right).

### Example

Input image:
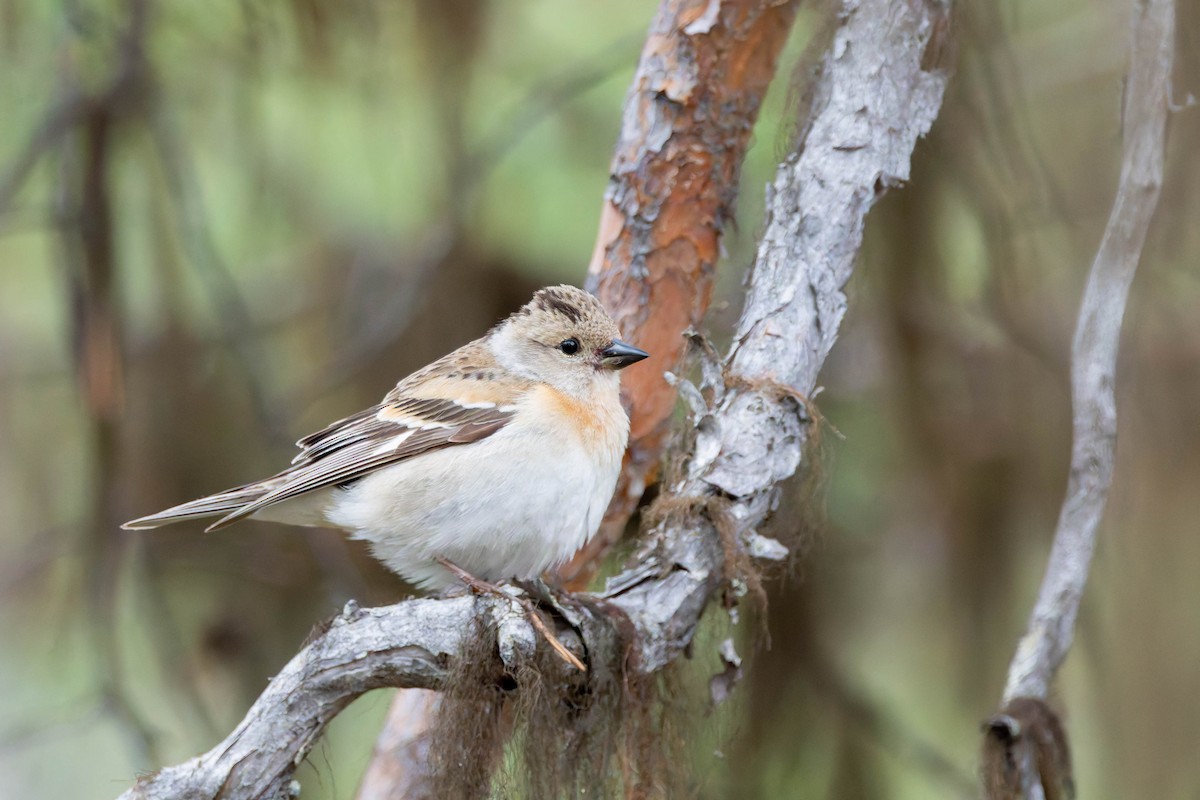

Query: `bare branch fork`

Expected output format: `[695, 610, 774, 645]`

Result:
[983, 0, 1175, 796]
[117, 0, 952, 797]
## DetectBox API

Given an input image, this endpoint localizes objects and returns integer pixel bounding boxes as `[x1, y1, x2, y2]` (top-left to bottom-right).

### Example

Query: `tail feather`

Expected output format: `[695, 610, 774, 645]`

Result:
[122, 483, 274, 530]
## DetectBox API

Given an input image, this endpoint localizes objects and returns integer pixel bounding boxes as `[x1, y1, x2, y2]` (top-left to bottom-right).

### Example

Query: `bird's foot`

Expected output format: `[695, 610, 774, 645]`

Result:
[436, 557, 510, 598]
[436, 558, 586, 672]
[512, 576, 557, 606]
[513, 576, 586, 619]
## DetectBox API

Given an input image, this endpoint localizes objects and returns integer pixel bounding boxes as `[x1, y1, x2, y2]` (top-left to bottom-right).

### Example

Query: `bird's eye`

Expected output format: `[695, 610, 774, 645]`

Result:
[559, 338, 580, 355]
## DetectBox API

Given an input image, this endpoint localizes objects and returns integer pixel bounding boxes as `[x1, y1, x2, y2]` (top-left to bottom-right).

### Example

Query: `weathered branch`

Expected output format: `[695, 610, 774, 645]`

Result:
[118, 1, 951, 797]
[563, 0, 800, 586]
[1001, 0, 1173, 704]
[983, 0, 1174, 796]
[120, 597, 546, 800]
[601, 0, 950, 672]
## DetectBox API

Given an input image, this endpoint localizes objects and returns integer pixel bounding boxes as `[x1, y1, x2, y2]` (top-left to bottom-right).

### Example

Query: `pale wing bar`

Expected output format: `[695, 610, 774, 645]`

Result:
[204, 399, 514, 531]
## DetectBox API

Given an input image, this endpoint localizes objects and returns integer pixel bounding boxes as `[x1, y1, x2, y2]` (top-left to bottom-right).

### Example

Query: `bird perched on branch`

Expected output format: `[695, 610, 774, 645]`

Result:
[124, 285, 648, 592]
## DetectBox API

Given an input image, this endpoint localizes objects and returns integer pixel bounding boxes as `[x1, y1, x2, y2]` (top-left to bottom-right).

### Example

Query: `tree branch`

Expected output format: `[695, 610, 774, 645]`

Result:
[1002, 0, 1174, 705]
[120, 597, 543, 800]
[600, 0, 951, 673]
[117, 1, 951, 796]
[563, 0, 801, 586]
[984, 0, 1174, 796]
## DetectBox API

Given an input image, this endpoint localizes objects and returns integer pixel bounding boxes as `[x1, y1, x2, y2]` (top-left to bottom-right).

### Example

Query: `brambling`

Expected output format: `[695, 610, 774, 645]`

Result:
[124, 285, 649, 591]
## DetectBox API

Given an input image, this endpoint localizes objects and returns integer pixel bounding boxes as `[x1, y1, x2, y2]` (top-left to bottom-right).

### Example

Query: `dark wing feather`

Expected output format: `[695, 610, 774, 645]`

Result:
[205, 398, 515, 531]
[293, 406, 381, 459]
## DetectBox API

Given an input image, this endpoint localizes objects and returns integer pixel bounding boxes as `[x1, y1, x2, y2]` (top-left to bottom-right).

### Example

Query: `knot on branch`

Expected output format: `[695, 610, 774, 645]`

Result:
[643, 492, 767, 619]
[981, 697, 1075, 800]
[670, 328, 827, 489]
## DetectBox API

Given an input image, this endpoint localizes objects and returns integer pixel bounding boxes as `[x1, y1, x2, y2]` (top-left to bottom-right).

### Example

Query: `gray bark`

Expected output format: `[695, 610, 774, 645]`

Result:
[984, 2, 1174, 797]
[603, 0, 951, 674]
[117, 1, 951, 797]
[1002, 0, 1174, 705]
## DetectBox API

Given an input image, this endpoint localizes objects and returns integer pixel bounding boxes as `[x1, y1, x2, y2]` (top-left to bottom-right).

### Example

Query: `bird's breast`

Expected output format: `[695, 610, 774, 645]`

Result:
[525, 383, 629, 468]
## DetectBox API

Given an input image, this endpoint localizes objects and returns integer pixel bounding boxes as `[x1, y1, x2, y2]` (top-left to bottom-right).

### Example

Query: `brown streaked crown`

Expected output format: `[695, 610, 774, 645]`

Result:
[500, 285, 622, 351]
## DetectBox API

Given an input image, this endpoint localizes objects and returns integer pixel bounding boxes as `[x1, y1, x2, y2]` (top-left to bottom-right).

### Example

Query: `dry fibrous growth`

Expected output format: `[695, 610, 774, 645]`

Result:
[115, 0, 953, 797]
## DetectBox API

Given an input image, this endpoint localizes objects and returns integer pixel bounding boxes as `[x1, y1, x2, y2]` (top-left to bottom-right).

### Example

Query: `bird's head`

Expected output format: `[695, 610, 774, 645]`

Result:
[489, 285, 649, 397]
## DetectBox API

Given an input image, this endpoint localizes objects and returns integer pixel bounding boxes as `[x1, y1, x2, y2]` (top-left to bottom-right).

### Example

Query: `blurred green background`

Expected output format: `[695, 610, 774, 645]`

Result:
[2, 1, 1199, 798]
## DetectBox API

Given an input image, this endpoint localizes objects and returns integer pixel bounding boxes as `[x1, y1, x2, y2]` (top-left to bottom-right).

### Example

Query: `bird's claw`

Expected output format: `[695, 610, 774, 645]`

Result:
[436, 558, 586, 672]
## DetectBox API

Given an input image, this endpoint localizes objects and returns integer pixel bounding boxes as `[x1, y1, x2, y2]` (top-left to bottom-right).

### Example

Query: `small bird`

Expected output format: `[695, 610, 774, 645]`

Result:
[124, 285, 648, 592]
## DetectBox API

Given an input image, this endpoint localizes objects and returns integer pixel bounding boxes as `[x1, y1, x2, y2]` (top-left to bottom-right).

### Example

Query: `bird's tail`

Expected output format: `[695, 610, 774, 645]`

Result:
[121, 481, 279, 531]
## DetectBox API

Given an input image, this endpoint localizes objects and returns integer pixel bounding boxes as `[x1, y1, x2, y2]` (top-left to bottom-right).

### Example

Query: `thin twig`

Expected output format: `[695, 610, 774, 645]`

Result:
[0, 90, 87, 215]
[147, 108, 291, 446]
[985, 1, 1174, 797]
[1001, 0, 1174, 706]
[436, 557, 586, 672]
[525, 606, 588, 672]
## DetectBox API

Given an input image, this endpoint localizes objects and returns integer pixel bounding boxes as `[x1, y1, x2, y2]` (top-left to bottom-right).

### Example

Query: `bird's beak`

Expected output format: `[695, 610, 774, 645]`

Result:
[600, 339, 649, 370]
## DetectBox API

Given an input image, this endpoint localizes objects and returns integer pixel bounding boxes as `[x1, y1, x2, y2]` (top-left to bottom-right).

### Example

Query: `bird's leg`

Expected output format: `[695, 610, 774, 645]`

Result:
[436, 558, 586, 672]
[437, 557, 510, 598]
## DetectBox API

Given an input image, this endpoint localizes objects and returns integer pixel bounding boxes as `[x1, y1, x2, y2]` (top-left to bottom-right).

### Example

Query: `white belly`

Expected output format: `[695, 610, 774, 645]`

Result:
[321, 419, 621, 591]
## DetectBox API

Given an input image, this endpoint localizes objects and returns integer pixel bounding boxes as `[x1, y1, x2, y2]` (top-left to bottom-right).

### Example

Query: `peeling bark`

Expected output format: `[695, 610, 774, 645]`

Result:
[563, 0, 801, 586]
[602, 0, 951, 673]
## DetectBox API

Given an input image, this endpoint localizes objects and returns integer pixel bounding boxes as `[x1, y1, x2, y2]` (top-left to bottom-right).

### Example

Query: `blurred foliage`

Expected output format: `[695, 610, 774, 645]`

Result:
[1, 0, 1199, 799]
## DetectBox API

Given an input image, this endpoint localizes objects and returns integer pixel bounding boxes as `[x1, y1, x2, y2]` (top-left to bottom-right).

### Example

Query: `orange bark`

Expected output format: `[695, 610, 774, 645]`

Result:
[562, 0, 799, 587]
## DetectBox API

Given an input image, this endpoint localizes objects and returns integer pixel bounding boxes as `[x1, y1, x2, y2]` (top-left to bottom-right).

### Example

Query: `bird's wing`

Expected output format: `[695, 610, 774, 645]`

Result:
[206, 340, 530, 530]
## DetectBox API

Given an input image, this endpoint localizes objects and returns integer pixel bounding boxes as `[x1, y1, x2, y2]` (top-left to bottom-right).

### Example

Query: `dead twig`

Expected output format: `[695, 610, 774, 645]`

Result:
[984, 0, 1175, 796]
[1000, 0, 1173, 706]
